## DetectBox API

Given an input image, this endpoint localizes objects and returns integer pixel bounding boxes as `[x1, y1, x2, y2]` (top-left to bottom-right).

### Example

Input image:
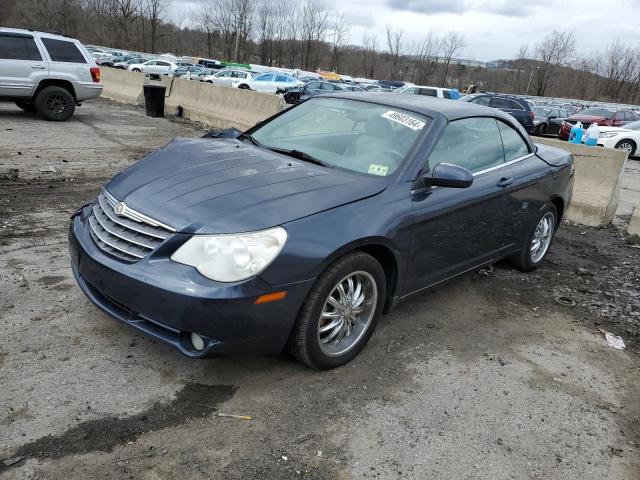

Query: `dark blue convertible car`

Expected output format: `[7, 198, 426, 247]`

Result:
[69, 94, 574, 369]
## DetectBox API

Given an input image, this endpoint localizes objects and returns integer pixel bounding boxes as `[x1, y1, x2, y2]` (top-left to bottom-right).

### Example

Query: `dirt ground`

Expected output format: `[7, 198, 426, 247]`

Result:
[1, 99, 639, 480]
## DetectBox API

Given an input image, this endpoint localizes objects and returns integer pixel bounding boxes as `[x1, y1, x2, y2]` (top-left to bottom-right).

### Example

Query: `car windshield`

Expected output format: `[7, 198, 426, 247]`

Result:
[578, 107, 615, 118]
[533, 107, 550, 117]
[248, 97, 430, 176]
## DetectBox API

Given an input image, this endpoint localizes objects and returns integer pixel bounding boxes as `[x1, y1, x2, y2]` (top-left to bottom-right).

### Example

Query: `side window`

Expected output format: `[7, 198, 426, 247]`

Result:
[41, 38, 85, 63]
[419, 88, 437, 97]
[497, 121, 530, 161]
[442, 90, 451, 99]
[489, 97, 512, 109]
[158, 61, 170, 66]
[256, 74, 273, 82]
[428, 118, 505, 173]
[0, 34, 42, 61]
[307, 82, 322, 89]
[146, 60, 156, 65]
[402, 87, 417, 94]
[275, 75, 288, 82]
[322, 83, 338, 90]
[509, 100, 524, 110]
[471, 96, 490, 106]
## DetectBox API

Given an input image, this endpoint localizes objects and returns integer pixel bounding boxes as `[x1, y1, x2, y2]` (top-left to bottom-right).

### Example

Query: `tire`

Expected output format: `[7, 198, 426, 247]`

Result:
[35, 86, 75, 121]
[132, 68, 141, 72]
[238, 84, 250, 89]
[15, 101, 36, 113]
[284, 92, 300, 104]
[288, 251, 386, 370]
[615, 139, 636, 156]
[508, 204, 557, 272]
[539, 123, 548, 135]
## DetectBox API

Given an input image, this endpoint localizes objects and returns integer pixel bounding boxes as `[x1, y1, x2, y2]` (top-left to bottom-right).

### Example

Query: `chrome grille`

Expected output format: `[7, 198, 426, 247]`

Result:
[88, 191, 174, 262]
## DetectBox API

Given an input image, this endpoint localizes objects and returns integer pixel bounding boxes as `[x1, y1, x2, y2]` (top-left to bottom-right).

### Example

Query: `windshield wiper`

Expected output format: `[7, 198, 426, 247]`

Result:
[267, 147, 334, 168]
[239, 133, 264, 147]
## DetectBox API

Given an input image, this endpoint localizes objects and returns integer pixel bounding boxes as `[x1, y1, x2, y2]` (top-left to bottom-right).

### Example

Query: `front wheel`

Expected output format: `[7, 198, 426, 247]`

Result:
[615, 139, 636, 156]
[238, 84, 250, 89]
[288, 251, 386, 370]
[508, 204, 557, 271]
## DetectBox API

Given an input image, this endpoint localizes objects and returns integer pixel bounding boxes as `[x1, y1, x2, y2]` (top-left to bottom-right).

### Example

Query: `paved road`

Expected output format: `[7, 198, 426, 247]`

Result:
[1, 100, 638, 479]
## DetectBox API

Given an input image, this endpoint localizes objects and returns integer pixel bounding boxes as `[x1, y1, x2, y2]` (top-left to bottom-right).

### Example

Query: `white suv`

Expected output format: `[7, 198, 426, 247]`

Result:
[0, 28, 103, 121]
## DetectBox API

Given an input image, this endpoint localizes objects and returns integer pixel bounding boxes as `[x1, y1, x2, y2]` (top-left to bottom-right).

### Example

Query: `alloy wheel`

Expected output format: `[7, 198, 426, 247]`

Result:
[317, 271, 377, 357]
[530, 212, 555, 263]
[46, 93, 68, 117]
[617, 142, 634, 153]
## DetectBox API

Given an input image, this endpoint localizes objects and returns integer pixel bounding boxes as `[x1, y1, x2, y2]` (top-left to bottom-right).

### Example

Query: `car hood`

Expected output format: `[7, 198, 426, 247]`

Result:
[105, 137, 388, 234]
[567, 114, 607, 122]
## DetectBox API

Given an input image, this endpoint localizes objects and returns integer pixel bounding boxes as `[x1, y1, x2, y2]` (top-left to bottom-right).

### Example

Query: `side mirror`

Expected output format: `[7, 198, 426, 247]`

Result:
[421, 163, 473, 188]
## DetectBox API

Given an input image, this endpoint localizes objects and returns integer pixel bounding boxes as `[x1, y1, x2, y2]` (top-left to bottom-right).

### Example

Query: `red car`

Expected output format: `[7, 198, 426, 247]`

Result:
[558, 107, 640, 140]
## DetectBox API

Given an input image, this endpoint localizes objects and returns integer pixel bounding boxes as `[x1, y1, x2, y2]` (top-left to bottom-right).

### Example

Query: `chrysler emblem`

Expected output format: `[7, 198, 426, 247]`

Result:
[114, 202, 125, 216]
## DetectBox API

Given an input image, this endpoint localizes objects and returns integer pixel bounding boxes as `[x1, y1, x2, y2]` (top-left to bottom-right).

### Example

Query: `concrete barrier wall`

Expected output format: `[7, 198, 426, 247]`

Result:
[100, 69, 285, 131]
[100, 68, 144, 104]
[164, 77, 285, 131]
[535, 137, 627, 227]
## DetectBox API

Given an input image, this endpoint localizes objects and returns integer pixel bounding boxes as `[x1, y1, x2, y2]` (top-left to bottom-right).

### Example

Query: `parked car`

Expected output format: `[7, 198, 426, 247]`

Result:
[597, 120, 640, 156]
[171, 65, 208, 80]
[394, 85, 455, 99]
[558, 107, 640, 140]
[112, 57, 145, 69]
[531, 106, 570, 135]
[232, 72, 303, 93]
[69, 93, 573, 369]
[128, 59, 179, 75]
[283, 80, 346, 104]
[202, 69, 254, 87]
[0, 28, 102, 121]
[460, 93, 535, 133]
[341, 85, 365, 92]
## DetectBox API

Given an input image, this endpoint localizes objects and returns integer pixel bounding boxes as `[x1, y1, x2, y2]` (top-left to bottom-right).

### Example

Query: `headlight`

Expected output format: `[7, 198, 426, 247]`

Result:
[599, 132, 618, 138]
[170, 227, 287, 282]
[533, 119, 540, 125]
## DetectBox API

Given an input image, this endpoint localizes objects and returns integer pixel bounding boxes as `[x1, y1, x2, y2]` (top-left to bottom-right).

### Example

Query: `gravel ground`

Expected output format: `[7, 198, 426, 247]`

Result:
[1, 99, 639, 479]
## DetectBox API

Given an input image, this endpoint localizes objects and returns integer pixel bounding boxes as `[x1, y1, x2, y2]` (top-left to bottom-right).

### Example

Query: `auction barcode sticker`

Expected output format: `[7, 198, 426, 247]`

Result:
[382, 111, 425, 131]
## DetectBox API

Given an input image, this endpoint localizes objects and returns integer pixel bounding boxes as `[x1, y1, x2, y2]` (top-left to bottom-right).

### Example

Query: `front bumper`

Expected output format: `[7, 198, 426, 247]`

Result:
[69, 204, 313, 358]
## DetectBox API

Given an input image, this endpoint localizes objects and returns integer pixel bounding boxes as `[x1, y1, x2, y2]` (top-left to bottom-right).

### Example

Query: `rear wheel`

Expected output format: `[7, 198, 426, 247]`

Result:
[35, 86, 75, 121]
[288, 251, 386, 370]
[615, 139, 636, 156]
[131, 68, 142, 72]
[15, 101, 36, 113]
[508, 204, 557, 272]
[238, 84, 250, 89]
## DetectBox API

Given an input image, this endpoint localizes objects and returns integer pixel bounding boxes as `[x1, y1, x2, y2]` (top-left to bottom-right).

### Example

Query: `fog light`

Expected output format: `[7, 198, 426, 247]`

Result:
[191, 332, 205, 351]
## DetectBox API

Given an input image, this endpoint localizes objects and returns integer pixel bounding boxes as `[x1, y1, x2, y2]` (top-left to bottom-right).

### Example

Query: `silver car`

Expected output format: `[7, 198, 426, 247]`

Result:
[202, 69, 254, 88]
[0, 28, 103, 120]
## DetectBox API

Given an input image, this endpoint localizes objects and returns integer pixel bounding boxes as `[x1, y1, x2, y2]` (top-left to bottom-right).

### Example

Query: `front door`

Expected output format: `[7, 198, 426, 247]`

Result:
[0, 32, 48, 98]
[408, 117, 521, 292]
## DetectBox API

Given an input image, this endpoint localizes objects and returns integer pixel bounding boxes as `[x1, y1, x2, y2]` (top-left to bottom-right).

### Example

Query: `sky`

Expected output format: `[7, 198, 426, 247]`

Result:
[167, 0, 639, 62]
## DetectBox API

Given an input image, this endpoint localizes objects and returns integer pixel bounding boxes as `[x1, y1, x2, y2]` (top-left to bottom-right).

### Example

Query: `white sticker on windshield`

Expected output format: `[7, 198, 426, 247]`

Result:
[382, 110, 425, 131]
[368, 164, 389, 176]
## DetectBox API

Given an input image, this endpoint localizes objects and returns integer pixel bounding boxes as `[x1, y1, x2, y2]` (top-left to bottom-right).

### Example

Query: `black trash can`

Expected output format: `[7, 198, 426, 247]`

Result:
[143, 85, 166, 117]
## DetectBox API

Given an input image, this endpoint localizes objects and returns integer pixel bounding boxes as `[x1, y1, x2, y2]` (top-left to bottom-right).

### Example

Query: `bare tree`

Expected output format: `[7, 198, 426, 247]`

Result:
[440, 31, 465, 84]
[301, 0, 329, 70]
[385, 24, 403, 80]
[411, 31, 440, 84]
[330, 12, 350, 72]
[144, 0, 165, 52]
[533, 30, 575, 96]
[361, 32, 377, 78]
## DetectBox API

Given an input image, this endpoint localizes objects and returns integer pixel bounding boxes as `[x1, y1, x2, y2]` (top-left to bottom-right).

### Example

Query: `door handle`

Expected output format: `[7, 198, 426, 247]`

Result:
[31, 65, 46, 69]
[497, 177, 514, 188]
